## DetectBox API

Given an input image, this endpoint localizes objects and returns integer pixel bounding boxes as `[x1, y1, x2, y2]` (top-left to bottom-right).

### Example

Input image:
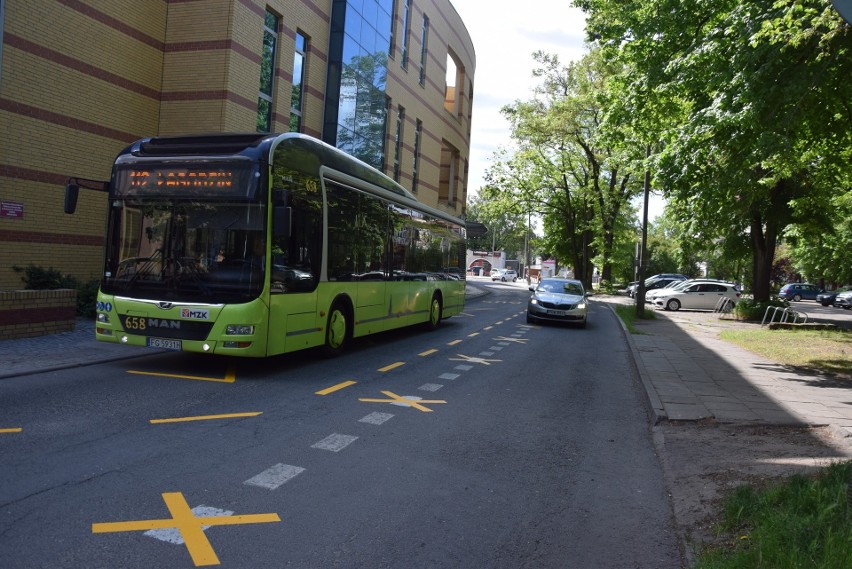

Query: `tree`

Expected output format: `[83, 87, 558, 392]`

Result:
[464, 185, 528, 258]
[575, 0, 852, 301]
[490, 50, 644, 288]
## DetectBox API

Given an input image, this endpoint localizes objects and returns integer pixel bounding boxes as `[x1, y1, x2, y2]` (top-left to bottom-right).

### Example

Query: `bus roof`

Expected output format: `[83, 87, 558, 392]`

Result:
[118, 132, 464, 227]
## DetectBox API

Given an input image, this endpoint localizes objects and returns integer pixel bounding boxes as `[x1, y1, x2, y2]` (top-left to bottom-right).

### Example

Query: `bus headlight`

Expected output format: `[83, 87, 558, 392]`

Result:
[97, 312, 110, 323]
[226, 325, 254, 335]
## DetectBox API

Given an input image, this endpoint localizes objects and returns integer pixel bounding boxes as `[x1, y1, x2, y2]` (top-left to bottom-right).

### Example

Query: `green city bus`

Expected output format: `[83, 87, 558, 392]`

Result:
[65, 133, 466, 357]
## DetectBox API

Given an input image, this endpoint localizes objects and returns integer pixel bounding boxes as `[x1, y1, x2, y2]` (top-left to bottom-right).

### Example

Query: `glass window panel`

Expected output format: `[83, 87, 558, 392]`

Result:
[264, 11, 278, 31]
[260, 29, 276, 95]
[348, 0, 365, 15]
[376, 9, 392, 46]
[345, 4, 361, 42]
[360, 21, 376, 54]
[291, 53, 303, 110]
[378, 0, 394, 17]
[342, 33, 359, 66]
[362, 0, 380, 28]
[257, 98, 271, 132]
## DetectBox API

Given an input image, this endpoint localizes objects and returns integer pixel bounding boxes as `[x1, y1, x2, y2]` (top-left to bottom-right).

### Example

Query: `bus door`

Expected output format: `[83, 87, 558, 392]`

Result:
[267, 181, 322, 355]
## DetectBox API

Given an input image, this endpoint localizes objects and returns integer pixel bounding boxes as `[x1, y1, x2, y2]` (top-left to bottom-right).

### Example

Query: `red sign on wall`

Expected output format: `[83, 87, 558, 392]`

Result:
[0, 201, 24, 218]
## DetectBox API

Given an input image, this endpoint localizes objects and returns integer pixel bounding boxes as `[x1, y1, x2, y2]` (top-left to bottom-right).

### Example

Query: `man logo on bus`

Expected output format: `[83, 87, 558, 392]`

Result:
[181, 308, 210, 320]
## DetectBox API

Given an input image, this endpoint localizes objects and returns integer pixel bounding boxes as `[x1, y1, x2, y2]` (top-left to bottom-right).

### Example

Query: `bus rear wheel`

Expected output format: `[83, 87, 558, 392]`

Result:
[322, 301, 351, 357]
[424, 294, 442, 331]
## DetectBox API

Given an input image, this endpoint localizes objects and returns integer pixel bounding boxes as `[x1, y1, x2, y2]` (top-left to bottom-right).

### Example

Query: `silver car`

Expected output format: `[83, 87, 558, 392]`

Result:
[526, 278, 588, 327]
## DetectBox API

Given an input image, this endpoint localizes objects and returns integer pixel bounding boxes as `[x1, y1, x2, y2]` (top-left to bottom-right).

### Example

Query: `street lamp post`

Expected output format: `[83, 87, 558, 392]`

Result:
[635, 144, 651, 318]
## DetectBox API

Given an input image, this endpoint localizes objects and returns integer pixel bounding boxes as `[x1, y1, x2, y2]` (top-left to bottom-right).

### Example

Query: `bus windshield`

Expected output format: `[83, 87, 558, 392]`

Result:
[101, 198, 267, 304]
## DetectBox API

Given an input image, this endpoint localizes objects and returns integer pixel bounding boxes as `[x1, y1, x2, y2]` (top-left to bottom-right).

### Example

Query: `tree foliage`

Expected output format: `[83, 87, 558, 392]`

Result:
[484, 50, 644, 288]
[574, 0, 852, 300]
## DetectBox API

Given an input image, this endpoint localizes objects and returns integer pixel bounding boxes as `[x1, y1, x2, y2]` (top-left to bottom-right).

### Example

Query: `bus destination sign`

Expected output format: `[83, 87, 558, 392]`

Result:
[130, 168, 235, 190]
[115, 163, 257, 198]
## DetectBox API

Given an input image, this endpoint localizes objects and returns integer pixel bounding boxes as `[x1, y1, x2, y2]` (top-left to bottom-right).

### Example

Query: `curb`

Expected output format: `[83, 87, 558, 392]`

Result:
[605, 303, 667, 425]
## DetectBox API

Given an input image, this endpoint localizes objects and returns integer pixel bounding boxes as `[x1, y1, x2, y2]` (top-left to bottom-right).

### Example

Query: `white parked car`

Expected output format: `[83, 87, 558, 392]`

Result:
[652, 281, 740, 311]
[492, 269, 517, 282]
[645, 279, 691, 301]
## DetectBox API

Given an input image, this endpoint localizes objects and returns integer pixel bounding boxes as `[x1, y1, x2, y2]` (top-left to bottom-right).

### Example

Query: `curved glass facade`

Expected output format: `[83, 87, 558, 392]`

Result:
[324, 0, 394, 170]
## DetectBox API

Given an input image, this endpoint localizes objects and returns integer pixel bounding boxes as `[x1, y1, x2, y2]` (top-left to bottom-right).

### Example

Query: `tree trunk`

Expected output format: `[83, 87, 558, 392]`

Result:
[750, 211, 779, 302]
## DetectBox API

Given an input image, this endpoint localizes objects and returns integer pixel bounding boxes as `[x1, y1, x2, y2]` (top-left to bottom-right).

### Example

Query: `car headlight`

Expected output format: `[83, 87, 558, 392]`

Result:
[226, 325, 255, 335]
[530, 299, 539, 305]
[576, 302, 586, 310]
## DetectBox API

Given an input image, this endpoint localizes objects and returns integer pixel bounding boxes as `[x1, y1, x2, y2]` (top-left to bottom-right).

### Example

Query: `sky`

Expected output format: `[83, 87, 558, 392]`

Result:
[448, 0, 664, 221]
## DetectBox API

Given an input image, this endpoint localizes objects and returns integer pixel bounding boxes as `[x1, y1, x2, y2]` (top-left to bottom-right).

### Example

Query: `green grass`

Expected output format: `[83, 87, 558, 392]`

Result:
[613, 304, 656, 334]
[695, 462, 852, 568]
[721, 328, 852, 378]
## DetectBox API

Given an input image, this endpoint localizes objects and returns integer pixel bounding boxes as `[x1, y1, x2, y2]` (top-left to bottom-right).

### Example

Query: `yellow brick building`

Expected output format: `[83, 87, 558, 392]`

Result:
[0, 0, 474, 290]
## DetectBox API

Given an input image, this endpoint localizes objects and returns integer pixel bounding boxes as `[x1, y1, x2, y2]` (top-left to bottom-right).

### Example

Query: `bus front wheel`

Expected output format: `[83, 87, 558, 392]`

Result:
[424, 294, 442, 331]
[322, 301, 351, 357]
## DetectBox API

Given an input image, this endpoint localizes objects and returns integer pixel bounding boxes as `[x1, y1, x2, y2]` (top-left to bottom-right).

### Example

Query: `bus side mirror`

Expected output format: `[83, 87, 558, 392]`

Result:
[273, 206, 292, 239]
[64, 183, 79, 214]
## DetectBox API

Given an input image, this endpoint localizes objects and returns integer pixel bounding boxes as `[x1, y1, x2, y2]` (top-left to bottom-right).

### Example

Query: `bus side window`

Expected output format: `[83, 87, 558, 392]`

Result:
[271, 192, 320, 293]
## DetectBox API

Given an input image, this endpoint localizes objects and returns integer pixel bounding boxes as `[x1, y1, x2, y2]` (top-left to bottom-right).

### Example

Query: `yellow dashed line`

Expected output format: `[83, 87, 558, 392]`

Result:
[419, 349, 439, 356]
[447, 339, 463, 346]
[1, 428, 23, 434]
[127, 370, 235, 383]
[150, 412, 262, 424]
[316, 380, 357, 395]
[378, 362, 405, 372]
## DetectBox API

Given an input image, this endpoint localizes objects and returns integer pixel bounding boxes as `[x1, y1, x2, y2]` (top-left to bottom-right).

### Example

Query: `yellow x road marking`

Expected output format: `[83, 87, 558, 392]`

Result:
[494, 336, 528, 344]
[359, 390, 446, 412]
[449, 354, 502, 366]
[92, 492, 280, 567]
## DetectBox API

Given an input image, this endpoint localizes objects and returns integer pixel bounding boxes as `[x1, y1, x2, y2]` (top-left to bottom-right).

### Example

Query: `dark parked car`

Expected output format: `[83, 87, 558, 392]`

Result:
[815, 287, 852, 306]
[628, 274, 688, 298]
[779, 283, 823, 302]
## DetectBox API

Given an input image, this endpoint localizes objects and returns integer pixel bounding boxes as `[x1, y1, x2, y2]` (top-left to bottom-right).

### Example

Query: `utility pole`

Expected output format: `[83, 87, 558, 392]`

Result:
[635, 144, 651, 318]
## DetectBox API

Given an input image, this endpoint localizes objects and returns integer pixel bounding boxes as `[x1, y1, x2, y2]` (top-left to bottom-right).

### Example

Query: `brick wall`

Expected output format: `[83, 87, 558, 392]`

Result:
[1, 0, 473, 290]
[0, 289, 77, 340]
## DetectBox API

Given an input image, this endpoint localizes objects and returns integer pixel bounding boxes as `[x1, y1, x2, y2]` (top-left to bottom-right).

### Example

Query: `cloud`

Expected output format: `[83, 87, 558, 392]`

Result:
[449, 1, 588, 194]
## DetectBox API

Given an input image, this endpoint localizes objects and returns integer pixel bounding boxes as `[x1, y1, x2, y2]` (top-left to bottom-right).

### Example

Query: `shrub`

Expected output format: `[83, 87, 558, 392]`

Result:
[76, 280, 100, 318]
[12, 265, 77, 290]
[734, 297, 788, 321]
[597, 279, 618, 294]
[12, 265, 98, 317]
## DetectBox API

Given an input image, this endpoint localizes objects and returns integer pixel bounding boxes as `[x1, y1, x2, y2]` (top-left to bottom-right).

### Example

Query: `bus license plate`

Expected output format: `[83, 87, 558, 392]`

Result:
[546, 309, 566, 316]
[147, 337, 182, 350]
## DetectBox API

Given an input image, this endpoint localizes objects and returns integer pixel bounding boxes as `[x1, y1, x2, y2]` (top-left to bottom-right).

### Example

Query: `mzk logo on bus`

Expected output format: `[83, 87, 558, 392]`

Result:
[181, 308, 210, 320]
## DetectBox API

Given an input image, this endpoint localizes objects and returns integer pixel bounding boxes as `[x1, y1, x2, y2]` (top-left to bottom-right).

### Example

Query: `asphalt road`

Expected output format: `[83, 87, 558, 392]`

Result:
[0, 283, 683, 568]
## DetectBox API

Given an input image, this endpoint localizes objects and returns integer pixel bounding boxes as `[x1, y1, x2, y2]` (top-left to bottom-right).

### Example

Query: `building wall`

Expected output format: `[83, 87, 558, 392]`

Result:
[0, 0, 474, 290]
[385, 0, 474, 218]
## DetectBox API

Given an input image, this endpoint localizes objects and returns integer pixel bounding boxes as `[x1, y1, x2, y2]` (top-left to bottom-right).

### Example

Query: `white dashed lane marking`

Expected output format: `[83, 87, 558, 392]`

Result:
[359, 412, 394, 425]
[244, 464, 306, 490]
[311, 433, 358, 452]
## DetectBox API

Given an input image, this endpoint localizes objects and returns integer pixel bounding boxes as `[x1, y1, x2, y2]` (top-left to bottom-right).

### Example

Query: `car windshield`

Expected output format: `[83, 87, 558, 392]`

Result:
[539, 280, 584, 295]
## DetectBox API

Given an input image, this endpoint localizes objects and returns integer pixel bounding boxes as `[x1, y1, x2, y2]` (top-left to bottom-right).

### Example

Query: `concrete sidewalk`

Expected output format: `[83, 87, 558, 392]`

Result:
[601, 296, 852, 437]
